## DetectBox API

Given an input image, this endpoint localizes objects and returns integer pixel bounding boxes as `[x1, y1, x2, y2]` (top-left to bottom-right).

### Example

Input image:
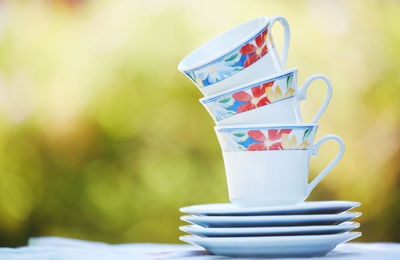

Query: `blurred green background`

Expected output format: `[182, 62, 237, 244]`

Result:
[0, 0, 399, 247]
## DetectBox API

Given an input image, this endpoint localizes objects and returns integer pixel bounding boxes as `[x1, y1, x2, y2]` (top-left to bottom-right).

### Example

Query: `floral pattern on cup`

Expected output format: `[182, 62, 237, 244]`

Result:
[203, 72, 295, 121]
[218, 126, 315, 152]
[185, 26, 274, 88]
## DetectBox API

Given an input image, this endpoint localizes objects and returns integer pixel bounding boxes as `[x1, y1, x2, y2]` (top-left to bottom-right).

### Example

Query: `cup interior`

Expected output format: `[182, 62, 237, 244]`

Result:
[178, 17, 269, 72]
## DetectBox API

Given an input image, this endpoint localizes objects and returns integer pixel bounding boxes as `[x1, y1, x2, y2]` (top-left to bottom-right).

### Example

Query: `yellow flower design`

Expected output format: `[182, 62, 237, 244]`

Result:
[281, 134, 310, 149]
[263, 31, 274, 46]
[265, 86, 295, 103]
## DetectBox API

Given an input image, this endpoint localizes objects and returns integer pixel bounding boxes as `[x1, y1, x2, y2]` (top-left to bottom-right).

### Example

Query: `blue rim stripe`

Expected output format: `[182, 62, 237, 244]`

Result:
[218, 125, 316, 132]
[229, 148, 314, 151]
[203, 71, 295, 103]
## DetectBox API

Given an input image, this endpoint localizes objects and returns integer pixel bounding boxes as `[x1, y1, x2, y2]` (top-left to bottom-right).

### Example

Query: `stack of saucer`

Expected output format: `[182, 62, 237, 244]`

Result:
[179, 202, 361, 257]
[177, 16, 361, 257]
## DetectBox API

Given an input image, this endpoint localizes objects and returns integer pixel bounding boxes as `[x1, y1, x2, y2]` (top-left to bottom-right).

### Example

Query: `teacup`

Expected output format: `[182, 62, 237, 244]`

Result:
[178, 16, 290, 96]
[215, 124, 345, 207]
[200, 68, 332, 125]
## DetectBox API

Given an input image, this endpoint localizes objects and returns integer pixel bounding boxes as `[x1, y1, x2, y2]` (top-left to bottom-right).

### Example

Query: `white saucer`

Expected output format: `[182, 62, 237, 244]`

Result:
[180, 232, 361, 257]
[180, 201, 361, 216]
[181, 212, 361, 227]
[180, 222, 360, 237]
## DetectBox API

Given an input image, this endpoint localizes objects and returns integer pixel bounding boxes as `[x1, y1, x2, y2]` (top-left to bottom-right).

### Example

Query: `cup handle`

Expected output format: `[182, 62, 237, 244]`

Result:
[268, 16, 291, 68]
[296, 74, 333, 123]
[306, 134, 345, 196]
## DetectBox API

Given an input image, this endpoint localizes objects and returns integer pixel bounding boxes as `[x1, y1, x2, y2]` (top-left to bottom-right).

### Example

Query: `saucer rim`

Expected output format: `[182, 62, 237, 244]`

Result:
[180, 201, 361, 215]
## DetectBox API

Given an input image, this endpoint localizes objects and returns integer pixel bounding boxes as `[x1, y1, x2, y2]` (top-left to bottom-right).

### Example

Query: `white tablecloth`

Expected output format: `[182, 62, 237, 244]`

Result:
[1, 236, 399, 259]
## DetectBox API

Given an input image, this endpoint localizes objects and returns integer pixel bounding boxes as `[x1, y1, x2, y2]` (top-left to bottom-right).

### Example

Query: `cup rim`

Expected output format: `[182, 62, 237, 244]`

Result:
[178, 16, 270, 72]
[200, 67, 299, 104]
[215, 123, 319, 132]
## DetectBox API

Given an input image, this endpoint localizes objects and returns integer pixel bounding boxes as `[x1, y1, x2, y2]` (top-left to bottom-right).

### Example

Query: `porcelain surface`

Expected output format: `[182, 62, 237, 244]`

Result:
[180, 201, 361, 216]
[180, 232, 361, 257]
[180, 212, 361, 228]
[180, 222, 360, 237]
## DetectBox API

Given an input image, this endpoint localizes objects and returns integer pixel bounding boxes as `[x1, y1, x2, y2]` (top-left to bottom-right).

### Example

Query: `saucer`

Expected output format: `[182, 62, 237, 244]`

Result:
[180, 232, 361, 257]
[180, 222, 359, 237]
[180, 201, 361, 216]
[180, 212, 361, 227]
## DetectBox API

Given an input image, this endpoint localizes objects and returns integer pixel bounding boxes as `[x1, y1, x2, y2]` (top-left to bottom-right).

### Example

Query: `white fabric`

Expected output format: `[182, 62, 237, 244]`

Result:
[0, 236, 399, 259]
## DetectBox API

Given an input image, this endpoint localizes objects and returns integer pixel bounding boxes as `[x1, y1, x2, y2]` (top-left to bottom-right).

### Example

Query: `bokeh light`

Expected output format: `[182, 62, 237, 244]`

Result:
[0, 0, 399, 246]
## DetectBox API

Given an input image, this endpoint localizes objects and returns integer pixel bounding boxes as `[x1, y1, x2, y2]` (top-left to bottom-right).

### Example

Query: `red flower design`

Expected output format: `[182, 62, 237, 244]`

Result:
[239, 29, 269, 68]
[247, 129, 293, 151]
[232, 82, 274, 113]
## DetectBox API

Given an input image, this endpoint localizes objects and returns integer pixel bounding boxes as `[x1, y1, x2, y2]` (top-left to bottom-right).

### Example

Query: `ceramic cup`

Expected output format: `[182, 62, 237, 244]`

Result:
[178, 16, 290, 96]
[200, 68, 332, 125]
[215, 124, 345, 207]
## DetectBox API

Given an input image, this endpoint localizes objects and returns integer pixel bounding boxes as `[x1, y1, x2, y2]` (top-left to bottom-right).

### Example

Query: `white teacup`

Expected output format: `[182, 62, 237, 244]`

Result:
[215, 124, 345, 207]
[200, 68, 332, 125]
[178, 16, 290, 96]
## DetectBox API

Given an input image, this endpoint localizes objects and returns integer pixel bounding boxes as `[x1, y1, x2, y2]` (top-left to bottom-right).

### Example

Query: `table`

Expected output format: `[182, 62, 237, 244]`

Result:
[1, 237, 400, 259]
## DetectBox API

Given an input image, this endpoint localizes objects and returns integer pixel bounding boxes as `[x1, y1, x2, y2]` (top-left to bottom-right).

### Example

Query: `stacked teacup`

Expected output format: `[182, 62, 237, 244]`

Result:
[177, 16, 361, 258]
